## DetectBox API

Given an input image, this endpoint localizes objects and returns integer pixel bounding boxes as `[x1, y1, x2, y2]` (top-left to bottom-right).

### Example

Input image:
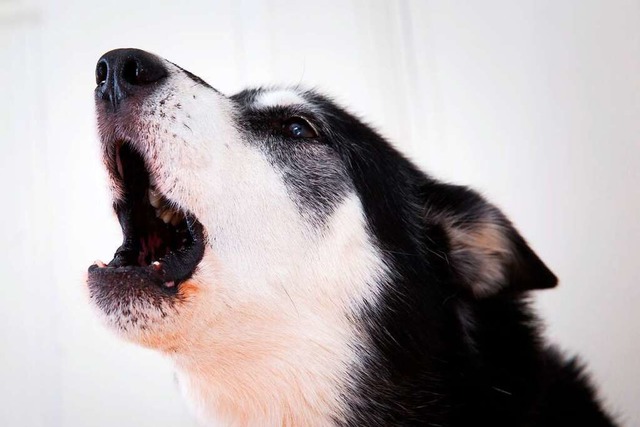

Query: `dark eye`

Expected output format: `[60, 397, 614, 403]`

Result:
[282, 117, 318, 139]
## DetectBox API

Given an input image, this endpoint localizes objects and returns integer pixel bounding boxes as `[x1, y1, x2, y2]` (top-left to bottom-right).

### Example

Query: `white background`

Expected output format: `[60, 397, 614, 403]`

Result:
[1, 0, 638, 425]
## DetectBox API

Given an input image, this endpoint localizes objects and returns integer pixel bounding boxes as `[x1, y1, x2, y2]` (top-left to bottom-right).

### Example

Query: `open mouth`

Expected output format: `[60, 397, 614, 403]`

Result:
[88, 142, 205, 293]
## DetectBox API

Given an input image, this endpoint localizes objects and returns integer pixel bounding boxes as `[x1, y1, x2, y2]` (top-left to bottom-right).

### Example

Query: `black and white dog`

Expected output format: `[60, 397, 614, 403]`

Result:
[87, 49, 616, 426]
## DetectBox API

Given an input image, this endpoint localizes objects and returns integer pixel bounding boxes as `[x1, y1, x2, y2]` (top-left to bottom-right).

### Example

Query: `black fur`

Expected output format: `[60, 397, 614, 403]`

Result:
[234, 90, 617, 426]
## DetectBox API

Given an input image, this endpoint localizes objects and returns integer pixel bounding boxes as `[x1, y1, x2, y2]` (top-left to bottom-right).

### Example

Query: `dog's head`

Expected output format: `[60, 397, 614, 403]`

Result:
[88, 48, 387, 346]
[87, 49, 557, 424]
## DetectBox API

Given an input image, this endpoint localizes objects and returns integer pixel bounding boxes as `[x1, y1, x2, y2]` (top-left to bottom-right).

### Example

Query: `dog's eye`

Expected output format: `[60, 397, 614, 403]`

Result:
[282, 117, 318, 139]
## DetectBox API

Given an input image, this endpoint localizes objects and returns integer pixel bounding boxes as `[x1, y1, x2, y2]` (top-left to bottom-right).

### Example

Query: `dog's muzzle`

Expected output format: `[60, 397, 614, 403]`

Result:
[89, 48, 206, 299]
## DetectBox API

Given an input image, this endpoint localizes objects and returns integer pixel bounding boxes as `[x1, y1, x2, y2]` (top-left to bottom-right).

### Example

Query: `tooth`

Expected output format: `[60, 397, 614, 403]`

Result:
[149, 189, 161, 208]
[161, 210, 174, 224]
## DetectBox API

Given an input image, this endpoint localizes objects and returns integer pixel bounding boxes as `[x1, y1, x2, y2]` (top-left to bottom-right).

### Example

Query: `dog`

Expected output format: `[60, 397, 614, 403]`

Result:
[87, 48, 617, 426]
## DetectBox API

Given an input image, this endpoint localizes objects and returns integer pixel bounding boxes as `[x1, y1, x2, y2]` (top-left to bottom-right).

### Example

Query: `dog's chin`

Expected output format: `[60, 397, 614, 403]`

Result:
[87, 266, 209, 351]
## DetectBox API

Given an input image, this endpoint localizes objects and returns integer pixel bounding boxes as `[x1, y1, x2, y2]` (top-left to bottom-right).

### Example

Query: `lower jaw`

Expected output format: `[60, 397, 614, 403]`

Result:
[88, 217, 206, 292]
[88, 263, 177, 292]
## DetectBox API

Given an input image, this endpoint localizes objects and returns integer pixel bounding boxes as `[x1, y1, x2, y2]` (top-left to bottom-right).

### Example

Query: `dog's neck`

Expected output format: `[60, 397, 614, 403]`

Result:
[171, 300, 355, 426]
[163, 195, 388, 426]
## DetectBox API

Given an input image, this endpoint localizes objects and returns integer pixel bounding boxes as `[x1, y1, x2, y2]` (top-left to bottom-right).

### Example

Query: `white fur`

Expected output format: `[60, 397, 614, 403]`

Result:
[94, 65, 388, 425]
[254, 88, 307, 109]
[172, 195, 387, 426]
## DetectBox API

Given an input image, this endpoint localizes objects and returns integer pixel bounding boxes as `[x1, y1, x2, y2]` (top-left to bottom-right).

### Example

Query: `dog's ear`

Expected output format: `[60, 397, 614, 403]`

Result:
[425, 184, 558, 298]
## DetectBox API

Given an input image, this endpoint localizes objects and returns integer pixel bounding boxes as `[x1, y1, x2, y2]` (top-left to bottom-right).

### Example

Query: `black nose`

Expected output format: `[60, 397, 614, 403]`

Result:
[95, 48, 167, 110]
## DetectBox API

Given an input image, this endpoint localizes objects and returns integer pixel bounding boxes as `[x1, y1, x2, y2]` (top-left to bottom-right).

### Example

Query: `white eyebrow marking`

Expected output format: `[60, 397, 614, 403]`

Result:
[254, 89, 307, 108]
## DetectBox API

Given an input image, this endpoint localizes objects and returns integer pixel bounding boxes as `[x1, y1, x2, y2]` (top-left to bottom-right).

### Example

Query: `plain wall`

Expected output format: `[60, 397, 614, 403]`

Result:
[1, 0, 638, 425]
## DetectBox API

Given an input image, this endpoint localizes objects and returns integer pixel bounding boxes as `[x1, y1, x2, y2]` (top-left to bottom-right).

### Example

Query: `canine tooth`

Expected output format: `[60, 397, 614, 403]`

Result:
[161, 210, 174, 224]
[149, 189, 161, 208]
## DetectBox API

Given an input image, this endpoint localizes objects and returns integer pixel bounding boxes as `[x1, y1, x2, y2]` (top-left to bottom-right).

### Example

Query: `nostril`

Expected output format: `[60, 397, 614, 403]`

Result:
[119, 55, 166, 86]
[121, 59, 139, 86]
[96, 60, 108, 86]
